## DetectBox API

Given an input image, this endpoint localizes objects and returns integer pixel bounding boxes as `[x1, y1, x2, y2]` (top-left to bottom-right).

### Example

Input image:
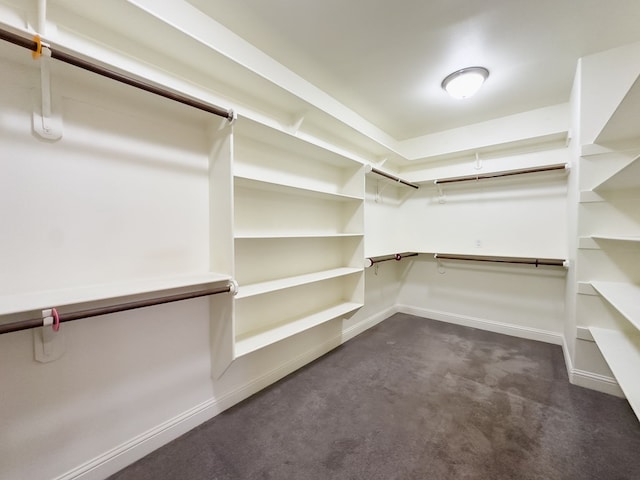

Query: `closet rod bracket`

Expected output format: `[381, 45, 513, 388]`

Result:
[32, 35, 63, 140]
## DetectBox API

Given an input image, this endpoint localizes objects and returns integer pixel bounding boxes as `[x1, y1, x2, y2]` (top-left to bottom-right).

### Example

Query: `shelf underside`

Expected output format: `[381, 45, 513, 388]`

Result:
[593, 156, 640, 192]
[234, 175, 363, 202]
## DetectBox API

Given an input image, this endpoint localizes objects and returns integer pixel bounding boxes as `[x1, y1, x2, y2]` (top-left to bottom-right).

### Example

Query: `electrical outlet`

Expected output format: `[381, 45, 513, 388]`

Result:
[475, 239, 482, 248]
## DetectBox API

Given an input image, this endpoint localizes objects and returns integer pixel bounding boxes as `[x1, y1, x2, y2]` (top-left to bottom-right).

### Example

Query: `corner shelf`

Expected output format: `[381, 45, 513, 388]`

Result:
[235, 301, 362, 357]
[589, 327, 640, 419]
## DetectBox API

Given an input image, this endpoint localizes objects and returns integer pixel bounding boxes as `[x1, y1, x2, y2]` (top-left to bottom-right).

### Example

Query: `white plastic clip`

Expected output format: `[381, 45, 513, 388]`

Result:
[42, 308, 53, 328]
[434, 254, 446, 274]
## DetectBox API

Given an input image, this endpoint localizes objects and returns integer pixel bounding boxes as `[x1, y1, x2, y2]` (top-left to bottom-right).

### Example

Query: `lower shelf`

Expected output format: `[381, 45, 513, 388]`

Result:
[235, 301, 363, 357]
[590, 327, 640, 420]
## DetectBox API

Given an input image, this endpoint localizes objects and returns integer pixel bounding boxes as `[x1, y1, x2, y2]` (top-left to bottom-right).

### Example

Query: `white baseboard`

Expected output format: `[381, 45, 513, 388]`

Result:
[570, 368, 624, 397]
[55, 306, 398, 480]
[561, 336, 623, 398]
[342, 305, 399, 343]
[396, 304, 564, 345]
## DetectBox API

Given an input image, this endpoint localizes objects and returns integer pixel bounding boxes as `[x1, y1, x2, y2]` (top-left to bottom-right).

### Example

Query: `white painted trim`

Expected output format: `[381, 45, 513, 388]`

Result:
[396, 304, 564, 345]
[53, 307, 397, 480]
[570, 368, 624, 398]
[562, 332, 623, 397]
[342, 305, 399, 343]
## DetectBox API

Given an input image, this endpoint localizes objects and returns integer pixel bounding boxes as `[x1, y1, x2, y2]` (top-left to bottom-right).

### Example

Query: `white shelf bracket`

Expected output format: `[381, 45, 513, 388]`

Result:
[474, 152, 483, 170]
[375, 178, 398, 203]
[289, 111, 306, 134]
[434, 254, 446, 274]
[32, 40, 63, 141]
[435, 180, 446, 204]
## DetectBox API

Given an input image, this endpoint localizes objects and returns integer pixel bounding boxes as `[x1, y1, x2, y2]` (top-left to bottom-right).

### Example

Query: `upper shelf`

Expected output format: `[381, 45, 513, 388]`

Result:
[0, 272, 231, 317]
[234, 116, 367, 169]
[595, 76, 640, 146]
[591, 235, 640, 244]
[591, 281, 640, 332]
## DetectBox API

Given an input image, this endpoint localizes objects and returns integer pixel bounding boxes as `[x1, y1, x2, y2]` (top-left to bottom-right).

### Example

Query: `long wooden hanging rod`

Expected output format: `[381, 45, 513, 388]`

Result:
[365, 252, 419, 267]
[434, 253, 567, 268]
[434, 163, 569, 185]
[0, 28, 235, 121]
[366, 165, 420, 189]
[0, 283, 233, 335]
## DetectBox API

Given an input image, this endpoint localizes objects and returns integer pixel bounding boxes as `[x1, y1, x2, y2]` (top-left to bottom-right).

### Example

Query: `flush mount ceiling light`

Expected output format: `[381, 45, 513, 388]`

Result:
[441, 66, 490, 99]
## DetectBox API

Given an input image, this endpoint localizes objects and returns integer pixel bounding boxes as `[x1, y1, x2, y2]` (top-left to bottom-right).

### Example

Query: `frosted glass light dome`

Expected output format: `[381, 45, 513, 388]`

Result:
[442, 67, 489, 99]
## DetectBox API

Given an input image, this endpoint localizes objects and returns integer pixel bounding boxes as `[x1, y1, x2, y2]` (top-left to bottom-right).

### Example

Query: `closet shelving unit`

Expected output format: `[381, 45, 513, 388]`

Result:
[580, 72, 640, 416]
[232, 117, 365, 357]
[584, 155, 640, 416]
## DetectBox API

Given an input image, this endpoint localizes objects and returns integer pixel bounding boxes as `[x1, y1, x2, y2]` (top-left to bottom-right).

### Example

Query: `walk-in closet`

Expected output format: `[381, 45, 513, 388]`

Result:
[1, 1, 639, 479]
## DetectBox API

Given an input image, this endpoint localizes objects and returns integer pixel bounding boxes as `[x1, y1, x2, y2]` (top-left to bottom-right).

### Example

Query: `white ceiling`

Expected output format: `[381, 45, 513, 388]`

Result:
[187, 0, 640, 141]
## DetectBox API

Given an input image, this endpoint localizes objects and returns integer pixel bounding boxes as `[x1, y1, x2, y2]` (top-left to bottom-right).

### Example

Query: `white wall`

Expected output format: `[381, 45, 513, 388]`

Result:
[392, 148, 569, 341]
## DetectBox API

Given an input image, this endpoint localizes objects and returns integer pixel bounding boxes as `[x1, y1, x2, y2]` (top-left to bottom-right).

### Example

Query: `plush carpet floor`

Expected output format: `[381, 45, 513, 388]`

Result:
[108, 313, 640, 480]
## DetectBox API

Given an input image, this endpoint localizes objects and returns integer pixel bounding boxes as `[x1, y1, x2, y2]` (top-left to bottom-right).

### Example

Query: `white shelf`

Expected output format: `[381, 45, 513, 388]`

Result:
[593, 155, 640, 192]
[234, 233, 363, 239]
[591, 235, 640, 243]
[234, 175, 363, 202]
[590, 327, 640, 419]
[234, 116, 366, 169]
[0, 272, 231, 317]
[235, 301, 363, 357]
[591, 281, 640, 332]
[236, 268, 362, 299]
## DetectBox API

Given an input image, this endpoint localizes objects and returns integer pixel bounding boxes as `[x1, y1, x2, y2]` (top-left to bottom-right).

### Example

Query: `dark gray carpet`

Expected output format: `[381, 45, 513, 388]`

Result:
[108, 314, 640, 480]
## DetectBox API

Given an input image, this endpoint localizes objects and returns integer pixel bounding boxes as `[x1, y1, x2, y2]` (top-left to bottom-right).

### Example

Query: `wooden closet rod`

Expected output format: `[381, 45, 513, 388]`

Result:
[0, 284, 232, 335]
[368, 166, 420, 189]
[434, 253, 567, 267]
[434, 163, 568, 185]
[0, 28, 235, 122]
[365, 252, 418, 267]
